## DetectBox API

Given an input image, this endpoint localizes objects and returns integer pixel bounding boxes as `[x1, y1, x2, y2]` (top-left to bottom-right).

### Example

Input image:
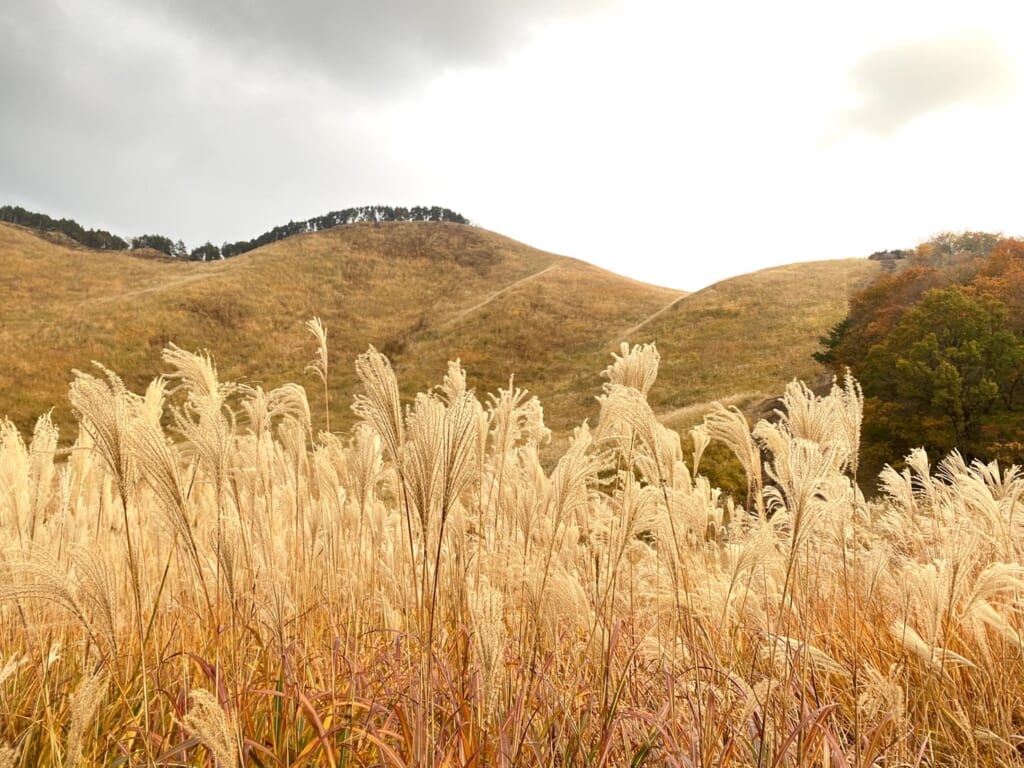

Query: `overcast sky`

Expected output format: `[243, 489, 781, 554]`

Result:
[2, 1, 1022, 291]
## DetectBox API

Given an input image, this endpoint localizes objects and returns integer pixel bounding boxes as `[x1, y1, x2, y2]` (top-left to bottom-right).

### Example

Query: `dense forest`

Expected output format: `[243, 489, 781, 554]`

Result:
[0, 204, 469, 260]
[0, 205, 129, 250]
[817, 231, 1024, 481]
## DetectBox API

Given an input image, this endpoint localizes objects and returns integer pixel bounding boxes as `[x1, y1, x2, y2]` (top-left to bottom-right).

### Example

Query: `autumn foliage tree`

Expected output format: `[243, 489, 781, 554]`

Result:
[819, 232, 1024, 481]
[972, 238, 1024, 329]
[865, 287, 1019, 448]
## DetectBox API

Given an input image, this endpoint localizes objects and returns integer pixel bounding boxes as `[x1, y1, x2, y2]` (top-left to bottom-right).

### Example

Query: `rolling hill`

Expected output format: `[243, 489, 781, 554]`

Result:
[0, 219, 880, 447]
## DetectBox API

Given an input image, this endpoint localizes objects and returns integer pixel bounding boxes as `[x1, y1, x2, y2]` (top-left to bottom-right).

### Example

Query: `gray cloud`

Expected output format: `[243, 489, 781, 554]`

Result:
[835, 32, 1016, 137]
[0, 0, 616, 243]
[122, 0, 618, 95]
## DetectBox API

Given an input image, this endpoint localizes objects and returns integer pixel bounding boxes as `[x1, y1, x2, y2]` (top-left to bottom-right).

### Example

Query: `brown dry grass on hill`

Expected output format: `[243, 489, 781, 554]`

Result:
[0, 220, 875, 453]
[0, 221, 573, 437]
[647, 259, 880, 430]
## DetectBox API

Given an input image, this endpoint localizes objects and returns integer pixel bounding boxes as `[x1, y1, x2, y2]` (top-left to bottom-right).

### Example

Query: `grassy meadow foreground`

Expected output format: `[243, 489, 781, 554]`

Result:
[2, 337, 1024, 767]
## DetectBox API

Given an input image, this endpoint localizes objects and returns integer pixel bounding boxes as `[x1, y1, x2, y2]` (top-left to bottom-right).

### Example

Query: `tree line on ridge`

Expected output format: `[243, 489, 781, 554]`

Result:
[0, 204, 470, 261]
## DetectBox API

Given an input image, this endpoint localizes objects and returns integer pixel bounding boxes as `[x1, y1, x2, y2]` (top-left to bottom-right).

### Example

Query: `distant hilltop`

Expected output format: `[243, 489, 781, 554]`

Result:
[0, 204, 470, 261]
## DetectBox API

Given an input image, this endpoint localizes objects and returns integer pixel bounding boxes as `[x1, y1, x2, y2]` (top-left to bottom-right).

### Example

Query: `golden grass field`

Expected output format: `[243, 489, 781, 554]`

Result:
[13, 222, 1010, 766]
[1, 337, 1023, 766]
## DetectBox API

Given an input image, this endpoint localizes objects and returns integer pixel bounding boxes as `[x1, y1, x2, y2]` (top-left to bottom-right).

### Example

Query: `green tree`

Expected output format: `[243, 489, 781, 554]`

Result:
[812, 317, 849, 366]
[865, 287, 1021, 454]
[189, 242, 220, 262]
[131, 234, 175, 255]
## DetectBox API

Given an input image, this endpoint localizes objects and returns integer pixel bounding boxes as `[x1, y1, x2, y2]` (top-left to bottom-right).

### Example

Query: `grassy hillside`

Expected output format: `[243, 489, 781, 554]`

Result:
[0, 220, 878, 444]
[646, 259, 881, 429]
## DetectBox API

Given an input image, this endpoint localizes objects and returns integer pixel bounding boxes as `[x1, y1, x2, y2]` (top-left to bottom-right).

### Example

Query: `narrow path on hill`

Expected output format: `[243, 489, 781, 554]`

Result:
[610, 294, 688, 345]
[78, 271, 219, 305]
[443, 263, 561, 326]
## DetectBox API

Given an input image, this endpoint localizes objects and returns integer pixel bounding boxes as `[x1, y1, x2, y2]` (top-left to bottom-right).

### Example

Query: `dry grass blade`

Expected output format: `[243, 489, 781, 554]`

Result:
[353, 346, 405, 465]
[704, 403, 764, 515]
[182, 689, 237, 768]
[66, 670, 108, 768]
[305, 316, 331, 432]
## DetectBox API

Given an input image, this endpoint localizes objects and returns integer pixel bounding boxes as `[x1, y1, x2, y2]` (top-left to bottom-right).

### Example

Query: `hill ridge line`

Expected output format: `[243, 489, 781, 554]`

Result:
[442, 262, 561, 327]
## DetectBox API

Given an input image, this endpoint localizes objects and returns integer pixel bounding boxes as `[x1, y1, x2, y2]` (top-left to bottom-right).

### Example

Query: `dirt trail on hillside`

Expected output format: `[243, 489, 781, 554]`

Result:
[443, 263, 561, 326]
[610, 294, 688, 345]
[77, 271, 220, 306]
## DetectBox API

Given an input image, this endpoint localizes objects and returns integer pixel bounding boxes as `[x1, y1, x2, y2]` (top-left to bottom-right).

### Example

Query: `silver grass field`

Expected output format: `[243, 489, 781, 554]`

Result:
[1, 327, 1023, 767]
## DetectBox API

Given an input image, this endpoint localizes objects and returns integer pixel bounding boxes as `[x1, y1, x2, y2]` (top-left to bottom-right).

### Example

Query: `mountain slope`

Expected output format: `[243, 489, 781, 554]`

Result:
[647, 259, 881, 428]
[0, 220, 878, 444]
[0, 221, 677, 437]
